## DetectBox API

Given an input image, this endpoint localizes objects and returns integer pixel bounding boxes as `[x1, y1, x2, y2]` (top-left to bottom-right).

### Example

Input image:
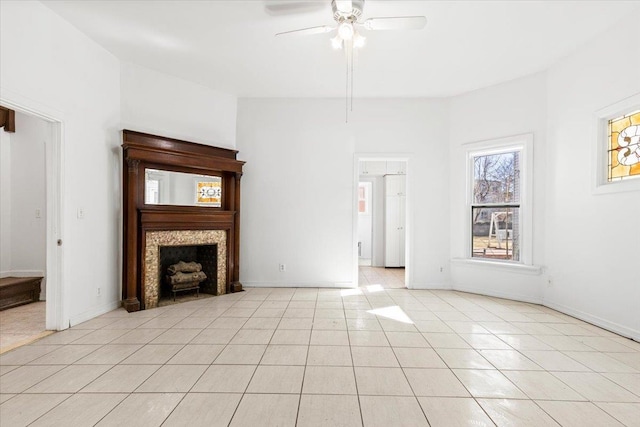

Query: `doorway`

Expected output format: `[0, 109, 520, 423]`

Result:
[354, 158, 408, 289]
[0, 100, 65, 352]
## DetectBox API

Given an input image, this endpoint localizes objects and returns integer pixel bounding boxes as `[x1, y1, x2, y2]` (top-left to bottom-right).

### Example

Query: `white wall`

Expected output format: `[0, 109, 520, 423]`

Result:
[236, 98, 449, 288]
[0, 112, 49, 298]
[449, 72, 548, 303]
[1, 0, 121, 327]
[544, 12, 640, 339]
[121, 62, 237, 149]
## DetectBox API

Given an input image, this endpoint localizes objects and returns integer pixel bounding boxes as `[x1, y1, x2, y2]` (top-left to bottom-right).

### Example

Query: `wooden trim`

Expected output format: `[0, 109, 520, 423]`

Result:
[0, 106, 15, 133]
[122, 131, 244, 312]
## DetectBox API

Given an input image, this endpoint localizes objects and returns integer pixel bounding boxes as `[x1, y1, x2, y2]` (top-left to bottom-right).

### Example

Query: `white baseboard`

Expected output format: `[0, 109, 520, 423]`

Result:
[243, 281, 355, 289]
[451, 283, 544, 305]
[409, 283, 452, 290]
[0, 270, 45, 279]
[543, 300, 639, 342]
[69, 300, 120, 328]
[452, 284, 638, 341]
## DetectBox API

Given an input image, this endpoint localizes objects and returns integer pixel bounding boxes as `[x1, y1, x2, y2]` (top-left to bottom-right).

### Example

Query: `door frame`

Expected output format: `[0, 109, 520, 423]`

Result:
[1, 91, 67, 330]
[353, 154, 411, 288]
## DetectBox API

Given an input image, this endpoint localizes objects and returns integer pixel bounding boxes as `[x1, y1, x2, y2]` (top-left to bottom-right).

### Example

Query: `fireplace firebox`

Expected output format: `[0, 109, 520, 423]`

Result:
[159, 245, 216, 298]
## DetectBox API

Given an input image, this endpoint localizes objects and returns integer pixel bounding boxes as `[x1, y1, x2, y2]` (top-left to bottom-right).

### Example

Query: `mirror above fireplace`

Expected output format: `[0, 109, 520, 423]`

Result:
[145, 169, 222, 207]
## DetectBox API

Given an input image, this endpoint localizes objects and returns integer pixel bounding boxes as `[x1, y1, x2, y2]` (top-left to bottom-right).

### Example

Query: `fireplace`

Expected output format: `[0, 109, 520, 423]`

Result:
[144, 230, 227, 309]
[122, 131, 244, 312]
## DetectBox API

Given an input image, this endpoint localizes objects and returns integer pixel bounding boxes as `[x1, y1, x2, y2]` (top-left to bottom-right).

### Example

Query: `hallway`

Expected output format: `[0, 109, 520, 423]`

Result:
[358, 266, 405, 289]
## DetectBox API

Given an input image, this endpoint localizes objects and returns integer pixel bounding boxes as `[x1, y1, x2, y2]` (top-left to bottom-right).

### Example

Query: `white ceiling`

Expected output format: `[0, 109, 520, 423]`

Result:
[44, 0, 639, 98]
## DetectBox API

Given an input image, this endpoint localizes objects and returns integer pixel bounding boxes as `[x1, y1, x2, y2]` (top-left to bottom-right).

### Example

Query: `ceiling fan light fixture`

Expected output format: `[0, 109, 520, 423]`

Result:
[353, 31, 366, 48]
[338, 22, 354, 40]
[331, 35, 343, 50]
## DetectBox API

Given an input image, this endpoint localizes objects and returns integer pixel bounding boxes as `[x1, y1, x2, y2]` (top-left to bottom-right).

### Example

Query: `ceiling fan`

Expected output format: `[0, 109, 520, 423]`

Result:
[270, 0, 427, 122]
[273, 0, 427, 49]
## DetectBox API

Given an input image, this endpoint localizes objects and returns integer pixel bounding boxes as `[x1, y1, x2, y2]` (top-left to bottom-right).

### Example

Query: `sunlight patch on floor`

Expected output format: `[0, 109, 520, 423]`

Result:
[367, 305, 414, 324]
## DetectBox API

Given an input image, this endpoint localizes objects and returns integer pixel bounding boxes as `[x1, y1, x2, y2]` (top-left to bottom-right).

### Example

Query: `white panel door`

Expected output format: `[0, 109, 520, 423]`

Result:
[385, 175, 405, 196]
[362, 161, 387, 176]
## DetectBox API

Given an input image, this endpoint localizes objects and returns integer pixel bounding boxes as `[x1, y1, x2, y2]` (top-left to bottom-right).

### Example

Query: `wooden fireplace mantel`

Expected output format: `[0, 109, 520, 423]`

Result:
[122, 130, 245, 312]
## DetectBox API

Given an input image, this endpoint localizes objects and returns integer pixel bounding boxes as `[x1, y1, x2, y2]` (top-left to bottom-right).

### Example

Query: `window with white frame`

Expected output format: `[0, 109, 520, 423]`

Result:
[607, 109, 640, 182]
[466, 134, 533, 264]
[594, 93, 640, 194]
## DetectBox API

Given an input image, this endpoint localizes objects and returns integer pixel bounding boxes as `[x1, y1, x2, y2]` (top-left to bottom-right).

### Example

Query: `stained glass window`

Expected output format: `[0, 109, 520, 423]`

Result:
[608, 110, 640, 181]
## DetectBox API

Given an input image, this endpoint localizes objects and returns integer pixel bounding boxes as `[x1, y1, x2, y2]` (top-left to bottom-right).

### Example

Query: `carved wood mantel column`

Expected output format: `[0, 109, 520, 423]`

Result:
[123, 158, 141, 312]
[121, 130, 245, 312]
[232, 172, 243, 291]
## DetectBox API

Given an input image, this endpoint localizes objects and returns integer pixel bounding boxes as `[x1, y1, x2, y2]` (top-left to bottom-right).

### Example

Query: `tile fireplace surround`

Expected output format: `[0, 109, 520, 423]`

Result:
[144, 230, 227, 309]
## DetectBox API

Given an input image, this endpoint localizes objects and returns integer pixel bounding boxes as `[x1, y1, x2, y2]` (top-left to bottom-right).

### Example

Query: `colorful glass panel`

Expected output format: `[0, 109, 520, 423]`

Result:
[608, 110, 640, 181]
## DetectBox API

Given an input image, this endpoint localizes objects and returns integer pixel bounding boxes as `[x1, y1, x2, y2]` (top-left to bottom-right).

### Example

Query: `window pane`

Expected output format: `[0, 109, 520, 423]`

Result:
[358, 182, 370, 214]
[472, 207, 520, 261]
[608, 110, 640, 181]
[473, 151, 520, 203]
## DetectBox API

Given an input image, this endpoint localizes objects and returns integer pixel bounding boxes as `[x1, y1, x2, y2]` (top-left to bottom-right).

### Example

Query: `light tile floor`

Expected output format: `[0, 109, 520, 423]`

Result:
[0, 302, 50, 353]
[359, 266, 405, 289]
[0, 288, 639, 426]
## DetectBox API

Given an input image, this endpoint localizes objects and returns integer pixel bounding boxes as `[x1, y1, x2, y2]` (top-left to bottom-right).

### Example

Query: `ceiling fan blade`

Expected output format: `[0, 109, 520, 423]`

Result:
[264, 1, 326, 16]
[334, 0, 353, 14]
[275, 25, 335, 37]
[362, 16, 427, 31]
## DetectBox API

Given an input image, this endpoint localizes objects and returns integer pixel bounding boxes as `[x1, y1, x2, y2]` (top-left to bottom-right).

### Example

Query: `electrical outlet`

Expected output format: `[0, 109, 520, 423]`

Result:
[97, 287, 101, 296]
[279, 263, 286, 272]
[439, 266, 444, 273]
[35, 209, 41, 218]
[77, 208, 85, 219]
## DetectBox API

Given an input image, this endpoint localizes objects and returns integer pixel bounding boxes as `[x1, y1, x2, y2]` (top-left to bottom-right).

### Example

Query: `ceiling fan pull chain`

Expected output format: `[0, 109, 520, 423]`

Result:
[351, 39, 354, 113]
[346, 46, 349, 123]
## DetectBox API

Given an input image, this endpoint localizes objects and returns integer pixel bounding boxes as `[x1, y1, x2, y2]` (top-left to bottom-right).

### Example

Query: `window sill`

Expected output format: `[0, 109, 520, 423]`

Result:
[592, 178, 640, 195]
[451, 258, 543, 275]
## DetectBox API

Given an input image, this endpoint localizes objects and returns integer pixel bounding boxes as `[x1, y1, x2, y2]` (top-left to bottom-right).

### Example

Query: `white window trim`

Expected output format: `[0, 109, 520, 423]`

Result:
[593, 92, 640, 195]
[463, 133, 534, 266]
